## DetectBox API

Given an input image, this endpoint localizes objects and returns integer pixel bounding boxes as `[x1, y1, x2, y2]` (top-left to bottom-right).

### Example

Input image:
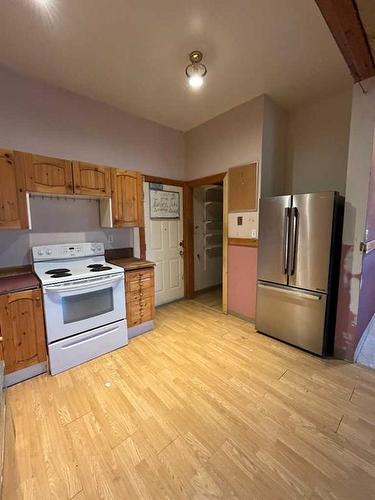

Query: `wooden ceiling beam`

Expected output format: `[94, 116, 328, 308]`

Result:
[315, 0, 375, 82]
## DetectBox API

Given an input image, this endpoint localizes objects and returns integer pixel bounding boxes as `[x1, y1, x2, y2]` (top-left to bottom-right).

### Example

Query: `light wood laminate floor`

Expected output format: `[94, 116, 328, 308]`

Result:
[4, 299, 375, 499]
[193, 286, 222, 311]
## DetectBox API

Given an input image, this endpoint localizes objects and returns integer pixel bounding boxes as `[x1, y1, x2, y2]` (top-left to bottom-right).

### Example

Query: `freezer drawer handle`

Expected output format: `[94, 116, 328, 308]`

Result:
[258, 284, 321, 301]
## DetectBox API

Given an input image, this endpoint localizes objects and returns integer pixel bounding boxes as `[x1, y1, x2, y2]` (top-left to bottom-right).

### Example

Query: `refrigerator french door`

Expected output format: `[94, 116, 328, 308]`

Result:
[256, 192, 343, 355]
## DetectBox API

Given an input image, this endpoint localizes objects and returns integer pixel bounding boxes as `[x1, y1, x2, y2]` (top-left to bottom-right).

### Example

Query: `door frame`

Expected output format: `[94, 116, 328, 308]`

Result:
[183, 173, 227, 311]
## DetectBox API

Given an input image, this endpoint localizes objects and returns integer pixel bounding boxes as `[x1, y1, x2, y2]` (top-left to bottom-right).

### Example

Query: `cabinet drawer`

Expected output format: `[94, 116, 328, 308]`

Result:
[126, 269, 154, 283]
[127, 297, 154, 327]
[126, 287, 154, 302]
[126, 278, 153, 293]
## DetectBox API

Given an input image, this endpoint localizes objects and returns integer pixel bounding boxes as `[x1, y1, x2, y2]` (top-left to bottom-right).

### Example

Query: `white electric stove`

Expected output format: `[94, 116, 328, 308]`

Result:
[32, 242, 128, 375]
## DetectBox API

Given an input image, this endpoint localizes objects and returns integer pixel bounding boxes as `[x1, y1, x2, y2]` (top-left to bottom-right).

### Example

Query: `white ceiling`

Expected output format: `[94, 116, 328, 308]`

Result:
[0, 0, 351, 131]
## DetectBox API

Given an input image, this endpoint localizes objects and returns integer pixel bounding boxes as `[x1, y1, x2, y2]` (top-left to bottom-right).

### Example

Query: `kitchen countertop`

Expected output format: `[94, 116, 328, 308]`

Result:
[109, 257, 155, 271]
[0, 266, 40, 295]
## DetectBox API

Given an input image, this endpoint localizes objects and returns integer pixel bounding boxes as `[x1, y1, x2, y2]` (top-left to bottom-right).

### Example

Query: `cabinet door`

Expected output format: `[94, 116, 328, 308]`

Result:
[111, 169, 144, 227]
[72, 161, 111, 197]
[0, 150, 28, 229]
[0, 289, 47, 374]
[23, 153, 73, 194]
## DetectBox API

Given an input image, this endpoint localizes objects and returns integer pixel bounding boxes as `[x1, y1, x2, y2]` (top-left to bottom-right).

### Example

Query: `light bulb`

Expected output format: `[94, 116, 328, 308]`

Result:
[189, 73, 204, 89]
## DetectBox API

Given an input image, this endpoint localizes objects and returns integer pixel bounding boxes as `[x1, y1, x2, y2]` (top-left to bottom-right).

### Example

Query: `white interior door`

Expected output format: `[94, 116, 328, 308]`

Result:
[144, 183, 184, 306]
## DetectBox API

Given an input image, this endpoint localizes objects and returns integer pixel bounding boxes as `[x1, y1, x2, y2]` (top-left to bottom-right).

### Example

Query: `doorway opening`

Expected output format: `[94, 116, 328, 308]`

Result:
[192, 183, 223, 311]
[183, 172, 228, 313]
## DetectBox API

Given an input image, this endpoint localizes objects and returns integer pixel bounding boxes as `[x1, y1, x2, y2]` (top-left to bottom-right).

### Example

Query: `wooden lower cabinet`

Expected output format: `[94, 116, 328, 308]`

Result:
[125, 268, 155, 329]
[0, 289, 47, 375]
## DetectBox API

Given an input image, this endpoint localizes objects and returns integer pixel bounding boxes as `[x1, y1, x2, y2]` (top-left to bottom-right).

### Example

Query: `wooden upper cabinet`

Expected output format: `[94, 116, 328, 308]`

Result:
[0, 289, 47, 374]
[23, 153, 74, 195]
[72, 161, 111, 197]
[0, 149, 28, 229]
[111, 169, 144, 227]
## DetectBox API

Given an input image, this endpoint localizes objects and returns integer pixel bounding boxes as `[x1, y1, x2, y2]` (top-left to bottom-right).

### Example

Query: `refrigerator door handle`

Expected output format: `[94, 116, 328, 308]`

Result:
[290, 207, 298, 275]
[283, 208, 290, 274]
[258, 283, 322, 301]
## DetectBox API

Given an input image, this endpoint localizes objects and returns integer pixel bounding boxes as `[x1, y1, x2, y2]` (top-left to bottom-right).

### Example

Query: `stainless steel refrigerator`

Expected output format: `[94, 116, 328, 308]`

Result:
[256, 191, 344, 355]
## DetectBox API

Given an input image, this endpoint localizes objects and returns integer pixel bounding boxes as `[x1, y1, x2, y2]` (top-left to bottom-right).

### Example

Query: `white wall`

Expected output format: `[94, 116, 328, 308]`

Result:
[286, 89, 352, 195]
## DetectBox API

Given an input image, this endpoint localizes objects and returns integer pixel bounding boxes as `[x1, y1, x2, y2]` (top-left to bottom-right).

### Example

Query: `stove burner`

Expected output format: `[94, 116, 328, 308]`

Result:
[90, 266, 112, 272]
[50, 273, 73, 278]
[87, 264, 105, 269]
[46, 268, 71, 274]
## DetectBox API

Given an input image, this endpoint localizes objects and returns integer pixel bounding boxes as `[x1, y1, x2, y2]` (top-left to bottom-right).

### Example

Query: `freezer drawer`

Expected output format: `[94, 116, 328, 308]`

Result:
[48, 320, 128, 375]
[255, 282, 327, 355]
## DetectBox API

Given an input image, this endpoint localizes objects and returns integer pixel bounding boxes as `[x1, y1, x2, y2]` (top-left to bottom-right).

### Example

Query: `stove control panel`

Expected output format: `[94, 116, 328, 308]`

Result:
[32, 242, 105, 261]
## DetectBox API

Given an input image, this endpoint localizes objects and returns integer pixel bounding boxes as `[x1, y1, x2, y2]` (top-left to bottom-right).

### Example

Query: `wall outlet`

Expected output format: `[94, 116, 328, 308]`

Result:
[107, 234, 114, 244]
[251, 229, 257, 238]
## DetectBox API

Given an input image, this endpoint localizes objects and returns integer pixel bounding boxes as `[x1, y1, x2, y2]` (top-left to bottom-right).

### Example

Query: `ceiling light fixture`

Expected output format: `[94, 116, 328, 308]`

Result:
[185, 51, 207, 89]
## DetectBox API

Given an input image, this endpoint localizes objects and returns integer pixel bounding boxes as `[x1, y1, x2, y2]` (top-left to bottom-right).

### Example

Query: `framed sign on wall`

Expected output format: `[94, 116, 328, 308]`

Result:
[149, 188, 180, 219]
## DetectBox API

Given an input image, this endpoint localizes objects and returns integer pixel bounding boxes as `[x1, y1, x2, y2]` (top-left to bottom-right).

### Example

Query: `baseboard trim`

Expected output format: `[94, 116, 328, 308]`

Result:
[128, 320, 154, 340]
[4, 362, 48, 388]
[194, 284, 222, 296]
[228, 309, 255, 323]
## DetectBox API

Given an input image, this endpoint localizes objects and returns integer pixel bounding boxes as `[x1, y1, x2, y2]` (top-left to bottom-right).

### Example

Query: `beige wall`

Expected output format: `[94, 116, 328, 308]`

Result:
[0, 67, 185, 267]
[0, 67, 185, 179]
[185, 96, 264, 180]
[286, 89, 352, 195]
[261, 96, 288, 196]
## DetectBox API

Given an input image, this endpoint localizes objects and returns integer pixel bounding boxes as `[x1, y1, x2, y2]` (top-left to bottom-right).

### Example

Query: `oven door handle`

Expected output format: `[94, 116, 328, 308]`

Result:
[44, 274, 124, 293]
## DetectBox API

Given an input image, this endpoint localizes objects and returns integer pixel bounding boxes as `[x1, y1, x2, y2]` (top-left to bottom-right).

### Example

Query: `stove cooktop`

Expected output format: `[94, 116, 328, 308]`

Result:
[34, 259, 123, 285]
[32, 242, 124, 285]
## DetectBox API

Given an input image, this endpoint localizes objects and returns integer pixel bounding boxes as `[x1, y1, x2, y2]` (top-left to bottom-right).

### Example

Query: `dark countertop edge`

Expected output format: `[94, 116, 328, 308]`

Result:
[0, 270, 40, 296]
[109, 257, 155, 271]
[0, 283, 40, 296]
[0, 265, 33, 278]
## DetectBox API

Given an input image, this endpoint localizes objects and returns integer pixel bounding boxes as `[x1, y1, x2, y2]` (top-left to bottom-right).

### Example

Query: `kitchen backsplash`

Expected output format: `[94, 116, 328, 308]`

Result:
[0, 196, 133, 267]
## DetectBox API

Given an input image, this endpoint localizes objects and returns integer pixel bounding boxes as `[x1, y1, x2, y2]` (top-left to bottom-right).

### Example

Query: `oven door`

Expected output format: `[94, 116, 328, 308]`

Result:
[43, 273, 126, 343]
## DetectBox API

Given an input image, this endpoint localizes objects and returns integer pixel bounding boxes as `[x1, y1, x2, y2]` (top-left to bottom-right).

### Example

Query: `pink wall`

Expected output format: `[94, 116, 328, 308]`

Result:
[228, 246, 258, 320]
